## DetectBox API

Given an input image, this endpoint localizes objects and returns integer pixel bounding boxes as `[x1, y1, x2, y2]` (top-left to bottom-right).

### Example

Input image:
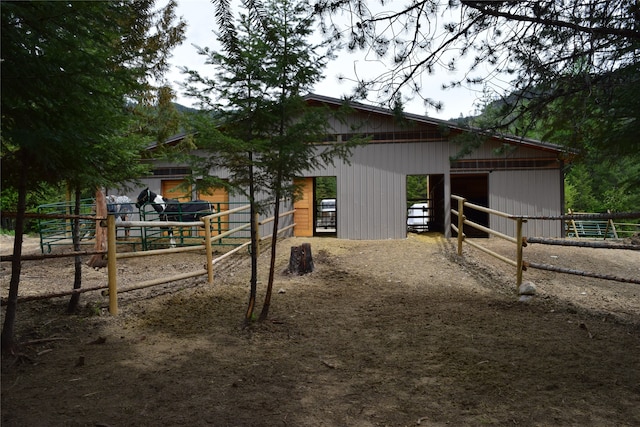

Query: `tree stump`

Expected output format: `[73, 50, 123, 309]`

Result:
[287, 243, 314, 275]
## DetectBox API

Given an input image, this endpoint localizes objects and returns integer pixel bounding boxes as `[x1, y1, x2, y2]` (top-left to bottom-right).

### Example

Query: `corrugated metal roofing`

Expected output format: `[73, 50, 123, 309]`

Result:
[303, 93, 568, 155]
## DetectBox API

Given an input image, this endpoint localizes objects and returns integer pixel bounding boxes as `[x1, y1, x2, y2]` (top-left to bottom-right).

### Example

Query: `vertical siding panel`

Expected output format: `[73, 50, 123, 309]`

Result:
[351, 150, 360, 240]
[364, 154, 373, 239]
[332, 141, 452, 240]
[366, 160, 374, 239]
[490, 170, 562, 238]
[373, 153, 381, 240]
[138, 140, 563, 241]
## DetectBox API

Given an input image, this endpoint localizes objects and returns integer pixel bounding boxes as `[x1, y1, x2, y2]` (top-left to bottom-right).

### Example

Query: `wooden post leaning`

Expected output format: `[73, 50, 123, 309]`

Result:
[567, 209, 579, 237]
[204, 216, 214, 285]
[605, 209, 618, 239]
[107, 214, 118, 315]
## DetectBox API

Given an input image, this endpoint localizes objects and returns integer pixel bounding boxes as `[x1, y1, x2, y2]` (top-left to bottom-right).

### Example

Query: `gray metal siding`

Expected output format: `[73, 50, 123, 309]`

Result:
[133, 135, 564, 240]
[310, 141, 450, 240]
[489, 169, 563, 237]
[462, 139, 559, 160]
[131, 101, 566, 241]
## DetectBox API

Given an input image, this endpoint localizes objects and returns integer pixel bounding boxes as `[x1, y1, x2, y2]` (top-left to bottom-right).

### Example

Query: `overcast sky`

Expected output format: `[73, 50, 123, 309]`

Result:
[165, 0, 484, 120]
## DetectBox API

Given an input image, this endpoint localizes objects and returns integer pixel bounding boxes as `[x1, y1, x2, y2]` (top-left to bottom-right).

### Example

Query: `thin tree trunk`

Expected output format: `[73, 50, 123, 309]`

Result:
[259, 189, 282, 321]
[67, 187, 82, 313]
[1, 159, 27, 354]
[245, 152, 259, 324]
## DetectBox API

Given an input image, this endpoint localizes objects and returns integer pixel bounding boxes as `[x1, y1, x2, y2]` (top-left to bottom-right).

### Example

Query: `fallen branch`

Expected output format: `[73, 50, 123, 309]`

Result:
[1, 250, 107, 262]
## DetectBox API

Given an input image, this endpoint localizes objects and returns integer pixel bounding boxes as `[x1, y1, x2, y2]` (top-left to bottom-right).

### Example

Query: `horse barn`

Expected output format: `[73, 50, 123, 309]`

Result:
[123, 94, 568, 242]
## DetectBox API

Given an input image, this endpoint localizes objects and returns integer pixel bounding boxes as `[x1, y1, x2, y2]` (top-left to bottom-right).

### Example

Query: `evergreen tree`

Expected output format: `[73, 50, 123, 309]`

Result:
[315, 177, 337, 201]
[315, 1, 640, 165]
[181, 0, 360, 323]
[1, 0, 186, 352]
[316, 1, 639, 212]
[406, 176, 428, 205]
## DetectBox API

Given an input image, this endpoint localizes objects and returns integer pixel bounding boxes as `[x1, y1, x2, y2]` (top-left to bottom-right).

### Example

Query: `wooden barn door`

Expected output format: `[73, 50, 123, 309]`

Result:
[293, 178, 314, 237]
[161, 180, 191, 238]
[161, 180, 190, 201]
[197, 187, 229, 236]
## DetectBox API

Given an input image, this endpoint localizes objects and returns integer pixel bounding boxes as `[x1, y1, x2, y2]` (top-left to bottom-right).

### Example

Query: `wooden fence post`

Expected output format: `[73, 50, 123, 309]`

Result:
[204, 217, 214, 285]
[107, 214, 118, 315]
[515, 217, 525, 288]
[457, 197, 465, 256]
[567, 208, 579, 237]
[605, 209, 618, 239]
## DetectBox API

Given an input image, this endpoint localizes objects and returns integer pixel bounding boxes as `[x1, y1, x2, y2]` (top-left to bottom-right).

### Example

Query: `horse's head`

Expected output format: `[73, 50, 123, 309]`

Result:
[135, 188, 152, 208]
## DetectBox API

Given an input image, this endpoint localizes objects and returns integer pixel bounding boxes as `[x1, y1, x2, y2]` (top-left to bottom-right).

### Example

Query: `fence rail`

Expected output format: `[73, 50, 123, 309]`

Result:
[450, 195, 640, 290]
[1, 203, 295, 312]
[137, 201, 251, 250]
[564, 209, 640, 239]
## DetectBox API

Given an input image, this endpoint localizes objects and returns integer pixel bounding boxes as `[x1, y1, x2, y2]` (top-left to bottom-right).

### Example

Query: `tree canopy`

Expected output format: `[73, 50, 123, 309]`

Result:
[314, 0, 639, 163]
[1, 0, 186, 352]
[1, 1, 185, 192]
[181, 0, 359, 322]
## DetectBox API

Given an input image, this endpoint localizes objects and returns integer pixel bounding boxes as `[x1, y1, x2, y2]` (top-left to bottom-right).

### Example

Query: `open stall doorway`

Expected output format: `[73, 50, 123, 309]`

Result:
[406, 174, 445, 234]
[315, 176, 337, 236]
[292, 177, 337, 237]
[450, 173, 489, 237]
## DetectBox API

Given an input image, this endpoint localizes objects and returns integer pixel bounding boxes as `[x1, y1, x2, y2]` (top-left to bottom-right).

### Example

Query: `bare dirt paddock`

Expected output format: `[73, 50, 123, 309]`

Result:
[1, 234, 639, 426]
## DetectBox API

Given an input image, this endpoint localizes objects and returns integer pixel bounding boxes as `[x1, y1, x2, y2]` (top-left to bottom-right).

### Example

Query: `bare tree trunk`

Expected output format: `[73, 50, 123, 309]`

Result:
[67, 187, 82, 313]
[1, 159, 27, 354]
[259, 191, 282, 322]
[244, 152, 259, 324]
[87, 189, 107, 268]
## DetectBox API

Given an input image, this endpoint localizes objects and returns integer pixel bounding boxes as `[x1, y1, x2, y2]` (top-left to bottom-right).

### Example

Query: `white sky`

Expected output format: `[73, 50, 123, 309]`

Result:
[165, 0, 484, 120]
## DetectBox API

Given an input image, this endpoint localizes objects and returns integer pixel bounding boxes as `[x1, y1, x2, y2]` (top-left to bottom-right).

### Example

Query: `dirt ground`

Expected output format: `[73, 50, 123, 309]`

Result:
[1, 233, 639, 427]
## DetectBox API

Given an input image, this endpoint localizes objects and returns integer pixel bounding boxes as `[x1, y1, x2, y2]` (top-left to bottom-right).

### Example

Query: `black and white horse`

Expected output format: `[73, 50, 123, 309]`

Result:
[107, 195, 134, 238]
[135, 188, 214, 247]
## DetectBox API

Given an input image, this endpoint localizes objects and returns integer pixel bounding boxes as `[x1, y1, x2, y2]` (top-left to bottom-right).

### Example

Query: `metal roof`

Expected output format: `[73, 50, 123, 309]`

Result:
[151, 95, 570, 155]
[303, 93, 569, 154]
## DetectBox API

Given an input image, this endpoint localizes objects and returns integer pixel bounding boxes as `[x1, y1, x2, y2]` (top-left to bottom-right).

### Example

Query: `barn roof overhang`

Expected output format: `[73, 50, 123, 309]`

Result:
[145, 131, 195, 151]
[303, 93, 571, 156]
[148, 95, 574, 160]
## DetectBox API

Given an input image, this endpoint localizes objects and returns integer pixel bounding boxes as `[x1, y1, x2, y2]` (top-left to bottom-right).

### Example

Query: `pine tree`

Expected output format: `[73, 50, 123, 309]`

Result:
[315, 1, 640, 162]
[181, 0, 360, 323]
[0, 0, 186, 352]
